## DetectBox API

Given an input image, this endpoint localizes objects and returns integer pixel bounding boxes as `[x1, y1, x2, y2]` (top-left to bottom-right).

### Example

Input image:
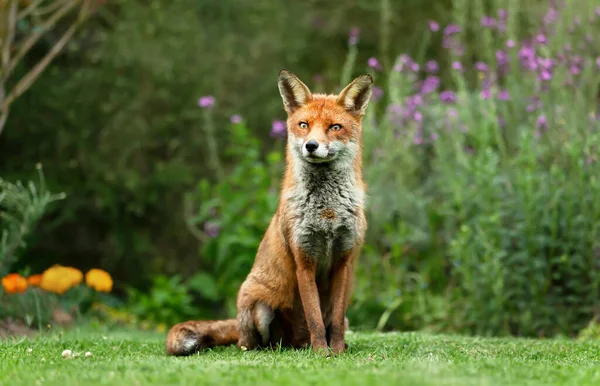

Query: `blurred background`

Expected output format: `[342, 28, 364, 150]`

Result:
[2, 0, 600, 339]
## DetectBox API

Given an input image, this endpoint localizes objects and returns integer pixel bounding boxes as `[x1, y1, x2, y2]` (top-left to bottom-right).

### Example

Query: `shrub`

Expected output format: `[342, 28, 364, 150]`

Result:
[353, 0, 600, 337]
[183, 115, 284, 316]
[0, 166, 66, 275]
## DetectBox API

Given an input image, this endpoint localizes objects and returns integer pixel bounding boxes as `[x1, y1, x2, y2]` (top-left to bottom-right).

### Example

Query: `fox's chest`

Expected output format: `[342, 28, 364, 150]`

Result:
[286, 182, 365, 264]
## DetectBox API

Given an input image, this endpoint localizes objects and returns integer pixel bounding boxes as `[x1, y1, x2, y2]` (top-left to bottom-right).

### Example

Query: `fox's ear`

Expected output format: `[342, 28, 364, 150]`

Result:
[278, 69, 313, 114]
[336, 74, 373, 117]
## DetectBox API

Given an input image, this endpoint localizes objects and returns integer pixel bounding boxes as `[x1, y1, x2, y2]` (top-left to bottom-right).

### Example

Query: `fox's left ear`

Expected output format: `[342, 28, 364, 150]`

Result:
[336, 74, 373, 117]
[278, 69, 313, 115]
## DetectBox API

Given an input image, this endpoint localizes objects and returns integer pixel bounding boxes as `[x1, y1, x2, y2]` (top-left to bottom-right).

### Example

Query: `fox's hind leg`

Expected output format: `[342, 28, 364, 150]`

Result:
[236, 300, 274, 350]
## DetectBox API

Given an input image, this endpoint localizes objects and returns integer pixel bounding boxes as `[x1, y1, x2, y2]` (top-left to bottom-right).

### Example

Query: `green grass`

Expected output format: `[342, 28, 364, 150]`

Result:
[1, 327, 600, 385]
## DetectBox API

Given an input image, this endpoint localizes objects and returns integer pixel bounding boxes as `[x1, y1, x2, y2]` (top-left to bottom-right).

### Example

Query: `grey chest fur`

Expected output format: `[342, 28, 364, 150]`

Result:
[285, 164, 364, 270]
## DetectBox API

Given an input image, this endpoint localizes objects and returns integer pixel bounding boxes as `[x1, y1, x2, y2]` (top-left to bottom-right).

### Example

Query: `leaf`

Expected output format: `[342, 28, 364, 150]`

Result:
[187, 272, 220, 302]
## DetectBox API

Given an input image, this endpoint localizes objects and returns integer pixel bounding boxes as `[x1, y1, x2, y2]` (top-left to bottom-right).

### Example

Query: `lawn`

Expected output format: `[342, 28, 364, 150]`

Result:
[1, 327, 600, 386]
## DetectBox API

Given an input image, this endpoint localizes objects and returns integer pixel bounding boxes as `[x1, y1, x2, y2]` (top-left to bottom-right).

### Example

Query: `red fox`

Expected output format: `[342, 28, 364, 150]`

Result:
[166, 69, 373, 356]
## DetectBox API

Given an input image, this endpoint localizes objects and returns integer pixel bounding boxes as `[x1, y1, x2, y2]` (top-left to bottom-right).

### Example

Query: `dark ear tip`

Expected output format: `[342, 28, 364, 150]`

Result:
[279, 69, 293, 78]
[358, 74, 373, 83]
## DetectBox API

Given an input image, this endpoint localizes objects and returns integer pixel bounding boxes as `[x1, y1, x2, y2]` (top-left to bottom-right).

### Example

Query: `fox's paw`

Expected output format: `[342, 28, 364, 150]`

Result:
[330, 339, 346, 355]
[311, 337, 329, 357]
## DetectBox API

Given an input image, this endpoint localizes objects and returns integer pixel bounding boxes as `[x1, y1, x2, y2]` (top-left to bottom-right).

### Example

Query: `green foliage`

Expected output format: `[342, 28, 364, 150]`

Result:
[125, 275, 197, 327]
[350, 0, 600, 337]
[0, 166, 65, 275]
[184, 118, 283, 316]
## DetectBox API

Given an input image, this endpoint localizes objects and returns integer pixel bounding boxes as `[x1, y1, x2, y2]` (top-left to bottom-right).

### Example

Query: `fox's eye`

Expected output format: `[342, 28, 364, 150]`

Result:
[330, 124, 343, 131]
[299, 122, 309, 129]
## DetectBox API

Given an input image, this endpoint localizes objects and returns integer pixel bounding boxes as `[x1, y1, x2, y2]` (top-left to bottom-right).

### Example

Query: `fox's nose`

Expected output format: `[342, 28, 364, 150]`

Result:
[305, 140, 319, 153]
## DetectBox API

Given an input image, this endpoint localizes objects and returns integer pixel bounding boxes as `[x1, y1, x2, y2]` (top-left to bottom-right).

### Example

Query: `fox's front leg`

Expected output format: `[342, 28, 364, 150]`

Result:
[328, 262, 351, 354]
[328, 249, 357, 355]
[294, 251, 328, 355]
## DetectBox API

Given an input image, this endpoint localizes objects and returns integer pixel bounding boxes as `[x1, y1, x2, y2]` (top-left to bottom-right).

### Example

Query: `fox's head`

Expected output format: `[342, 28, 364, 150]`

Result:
[277, 69, 373, 165]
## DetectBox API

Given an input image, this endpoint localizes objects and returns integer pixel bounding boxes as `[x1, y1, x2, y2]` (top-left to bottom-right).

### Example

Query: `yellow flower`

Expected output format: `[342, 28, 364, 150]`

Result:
[2, 273, 28, 294]
[39, 265, 84, 294]
[40, 265, 76, 294]
[64, 267, 83, 286]
[85, 269, 113, 292]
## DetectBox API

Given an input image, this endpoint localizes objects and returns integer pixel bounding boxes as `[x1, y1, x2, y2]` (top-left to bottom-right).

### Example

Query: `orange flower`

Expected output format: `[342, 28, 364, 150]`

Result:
[27, 274, 42, 286]
[2, 273, 28, 294]
[85, 269, 113, 292]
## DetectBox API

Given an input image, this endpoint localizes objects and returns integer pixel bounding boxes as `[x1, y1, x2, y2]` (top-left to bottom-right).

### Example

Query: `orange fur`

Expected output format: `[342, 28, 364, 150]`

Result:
[166, 70, 373, 356]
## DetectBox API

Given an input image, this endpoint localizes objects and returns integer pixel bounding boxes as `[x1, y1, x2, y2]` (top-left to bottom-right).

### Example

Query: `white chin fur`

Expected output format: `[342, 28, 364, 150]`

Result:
[304, 154, 336, 163]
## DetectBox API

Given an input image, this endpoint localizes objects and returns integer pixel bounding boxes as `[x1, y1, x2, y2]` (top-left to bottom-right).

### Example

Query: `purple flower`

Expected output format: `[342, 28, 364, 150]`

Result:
[452, 61, 464, 72]
[480, 89, 492, 100]
[444, 24, 461, 35]
[596, 56, 600, 69]
[569, 64, 580, 75]
[394, 54, 419, 72]
[413, 133, 424, 145]
[230, 114, 242, 124]
[440, 90, 457, 104]
[496, 50, 510, 74]
[497, 89, 510, 101]
[368, 57, 382, 71]
[420, 75, 440, 94]
[519, 45, 535, 60]
[406, 94, 424, 109]
[413, 111, 423, 122]
[372, 86, 384, 102]
[446, 108, 458, 120]
[506, 39, 516, 48]
[430, 133, 439, 141]
[443, 36, 465, 56]
[425, 60, 439, 73]
[271, 120, 287, 138]
[539, 70, 552, 81]
[497, 9, 508, 21]
[388, 103, 405, 116]
[536, 115, 548, 130]
[519, 44, 538, 71]
[481, 16, 496, 28]
[349, 27, 360, 45]
[198, 95, 215, 108]
[537, 57, 553, 69]
[428, 20, 440, 32]
[475, 61, 489, 72]
[535, 33, 547, 45]
[544, 7, 557, 24]
[204, 221, 220, 238]
[496, 50, 508, 64]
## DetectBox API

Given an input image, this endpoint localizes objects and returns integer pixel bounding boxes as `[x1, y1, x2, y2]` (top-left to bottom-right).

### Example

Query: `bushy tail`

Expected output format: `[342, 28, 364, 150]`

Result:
[166, 319, 239, 356]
